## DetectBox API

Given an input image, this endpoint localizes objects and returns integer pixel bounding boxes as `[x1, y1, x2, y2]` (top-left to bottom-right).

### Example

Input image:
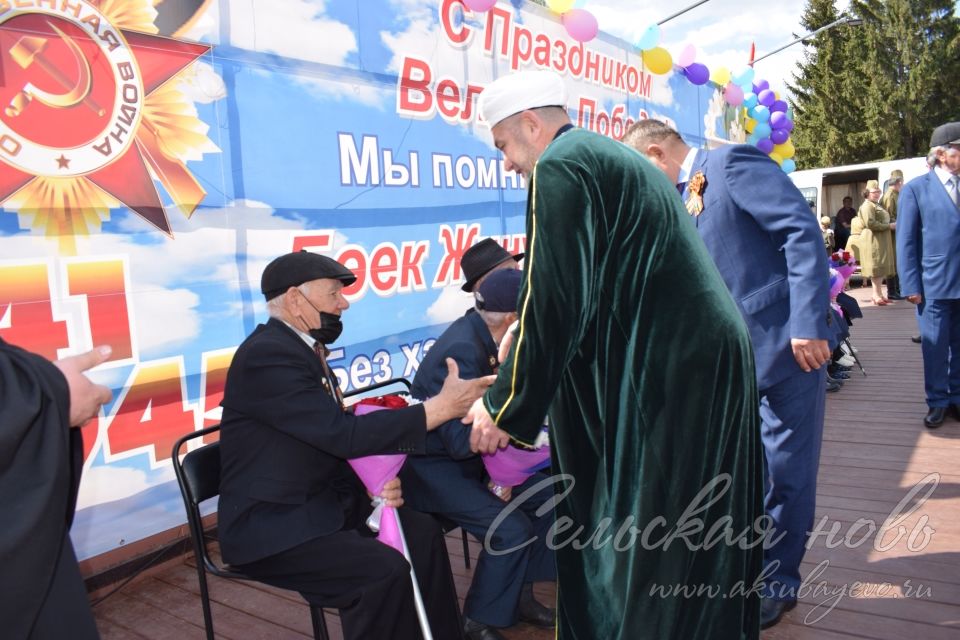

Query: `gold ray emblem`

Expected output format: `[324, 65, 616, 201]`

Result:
[685, 171, 706, 216]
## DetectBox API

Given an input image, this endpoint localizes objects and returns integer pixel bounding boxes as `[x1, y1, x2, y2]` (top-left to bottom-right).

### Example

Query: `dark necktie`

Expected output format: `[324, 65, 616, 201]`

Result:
[676, 181, 687, 195]
[314, 341, 344, 409]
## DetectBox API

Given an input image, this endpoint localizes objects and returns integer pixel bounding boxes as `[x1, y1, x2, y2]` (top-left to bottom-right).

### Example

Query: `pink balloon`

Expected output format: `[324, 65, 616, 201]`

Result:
[463, 0, 497, 10]
[724, 82, 744, 106]
[562, 9, 599, 42]
[677, 44, 696, 68]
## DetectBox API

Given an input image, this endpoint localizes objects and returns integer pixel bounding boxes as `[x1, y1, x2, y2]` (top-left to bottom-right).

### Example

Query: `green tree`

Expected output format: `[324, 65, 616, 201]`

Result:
[790, 0, 960, 168]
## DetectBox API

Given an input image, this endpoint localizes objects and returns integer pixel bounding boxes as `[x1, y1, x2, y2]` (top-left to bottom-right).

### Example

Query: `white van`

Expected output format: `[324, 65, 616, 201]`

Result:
[790, 157, 929, 219]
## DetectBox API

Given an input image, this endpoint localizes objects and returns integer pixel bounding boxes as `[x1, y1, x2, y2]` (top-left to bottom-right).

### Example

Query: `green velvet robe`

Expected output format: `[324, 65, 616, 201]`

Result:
[483, 128, 763, 639]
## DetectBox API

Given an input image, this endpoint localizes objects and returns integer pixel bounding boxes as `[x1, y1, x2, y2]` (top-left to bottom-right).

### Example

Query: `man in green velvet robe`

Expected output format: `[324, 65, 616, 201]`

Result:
[466, 70, 764, 639]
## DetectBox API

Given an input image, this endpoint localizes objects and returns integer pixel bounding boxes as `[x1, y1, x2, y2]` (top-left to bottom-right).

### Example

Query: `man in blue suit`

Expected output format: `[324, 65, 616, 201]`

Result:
[897, 122, 960, 428]
[624, 120, 832, 629]
[401, 268, 556, 640]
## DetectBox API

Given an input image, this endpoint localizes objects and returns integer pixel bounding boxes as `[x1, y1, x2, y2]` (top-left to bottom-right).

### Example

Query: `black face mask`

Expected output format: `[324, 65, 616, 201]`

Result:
[299, 291, 344, 344]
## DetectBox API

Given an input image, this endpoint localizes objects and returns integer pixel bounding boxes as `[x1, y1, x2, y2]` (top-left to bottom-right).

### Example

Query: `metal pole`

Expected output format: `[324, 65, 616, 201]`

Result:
[753, 16, 861, 64]
[656, 0, 711, 26]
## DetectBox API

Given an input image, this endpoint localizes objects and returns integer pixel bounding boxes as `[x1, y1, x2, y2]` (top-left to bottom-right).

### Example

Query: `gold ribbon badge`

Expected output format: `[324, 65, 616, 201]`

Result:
[685, 171, 706, 216]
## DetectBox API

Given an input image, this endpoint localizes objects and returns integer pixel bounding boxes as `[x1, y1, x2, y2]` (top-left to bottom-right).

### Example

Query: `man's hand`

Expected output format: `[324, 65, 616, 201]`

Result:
[464, 398, 510, 453]
[423, 358, 496, 430]
[791, 338, 831, 372]
[53, 346, 113, 427]
[488, 482, 512, 502]
[378, 477, 403, 508]
[906, 294, 922, 305]
[498, 320, 519, 364]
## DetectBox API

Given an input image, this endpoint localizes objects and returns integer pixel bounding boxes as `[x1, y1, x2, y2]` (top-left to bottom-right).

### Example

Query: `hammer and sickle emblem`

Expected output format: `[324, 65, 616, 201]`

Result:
[5, 21, 105, 118]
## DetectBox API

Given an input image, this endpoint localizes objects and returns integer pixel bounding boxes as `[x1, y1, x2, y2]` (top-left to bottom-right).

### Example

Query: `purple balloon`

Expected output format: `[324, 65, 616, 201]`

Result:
[755, 79, 770, 93]
[781, 118, 795, 133]
[756, 137, 775, 154]
[771, 99, 788, 113]
[757, 89, 776, 107]
[684, 62, 710, 86]
[770, 111, 788, 129]
[770, 128, 790, 145]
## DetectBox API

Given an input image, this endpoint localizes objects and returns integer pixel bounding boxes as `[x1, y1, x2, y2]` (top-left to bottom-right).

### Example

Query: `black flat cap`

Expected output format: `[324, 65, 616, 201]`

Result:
[930, 122, 960, 148]
[460, 238, 524, 292]
[261, 251, 356, 300]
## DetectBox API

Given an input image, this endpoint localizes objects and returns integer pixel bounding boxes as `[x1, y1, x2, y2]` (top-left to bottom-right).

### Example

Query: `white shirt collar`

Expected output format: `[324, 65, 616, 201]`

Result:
[282, 319, 315, 348]
[934, 165, 957, 186]
[677, 147, 699, 184]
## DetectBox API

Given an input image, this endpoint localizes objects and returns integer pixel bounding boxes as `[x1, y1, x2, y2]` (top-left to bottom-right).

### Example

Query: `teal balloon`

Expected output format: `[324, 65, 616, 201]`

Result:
[743, 93, 758, 109]
[574, 0, 587, 6]
[752, 105, 770, 123]
[753, 122, 772, 139]
[635, 24, 661, 50]
[732, 66, 755, 87]
[747, 132, 759, 145]
[782, 158, 796, 174]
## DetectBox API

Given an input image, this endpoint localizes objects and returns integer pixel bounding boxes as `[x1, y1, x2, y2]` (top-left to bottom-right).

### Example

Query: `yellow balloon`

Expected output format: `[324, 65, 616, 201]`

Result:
[710, 66, 731, 86]
[744, 118, 757, 134]
[547, 0, 575, 12]
[774, 140, 795, 159]
[642, 47, 673, 75]
[769, 152, 783, 166]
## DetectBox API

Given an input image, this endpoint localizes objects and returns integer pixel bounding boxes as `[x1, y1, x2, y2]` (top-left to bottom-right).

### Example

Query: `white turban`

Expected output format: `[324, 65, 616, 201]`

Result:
[478, 70, 568, 128]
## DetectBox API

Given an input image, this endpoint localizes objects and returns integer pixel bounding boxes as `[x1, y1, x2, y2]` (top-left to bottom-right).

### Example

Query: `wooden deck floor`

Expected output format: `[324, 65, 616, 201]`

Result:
[91, 288, 960, 639]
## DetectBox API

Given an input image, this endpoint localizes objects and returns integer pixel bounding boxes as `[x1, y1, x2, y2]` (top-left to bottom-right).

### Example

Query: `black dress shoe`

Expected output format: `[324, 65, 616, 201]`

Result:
[760, 598, 797, 629]
[911, 335, 921, 344]
[463, 617, 507, 640]
[826, 379, 842, 393]
[951, 405, 960, 421]
[925, 407, 947, 428]
[517, 596, 556, 628]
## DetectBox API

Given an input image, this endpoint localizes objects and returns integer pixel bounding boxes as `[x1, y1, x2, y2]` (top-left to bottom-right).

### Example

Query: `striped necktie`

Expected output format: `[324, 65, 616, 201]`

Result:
[948, 176, 959, 207]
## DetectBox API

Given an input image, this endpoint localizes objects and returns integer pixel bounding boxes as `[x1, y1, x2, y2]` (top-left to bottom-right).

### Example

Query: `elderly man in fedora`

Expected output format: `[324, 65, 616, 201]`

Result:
[464, 70, 763, 640]
[217, 250, 495, 640]
[460, 237, 523, 293]
[898, 122, 960, 428]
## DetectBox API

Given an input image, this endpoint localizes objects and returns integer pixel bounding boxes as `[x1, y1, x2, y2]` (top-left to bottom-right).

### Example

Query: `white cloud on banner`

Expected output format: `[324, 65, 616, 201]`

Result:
[425, 284, 474, 324]
[75, 462, 176, 511]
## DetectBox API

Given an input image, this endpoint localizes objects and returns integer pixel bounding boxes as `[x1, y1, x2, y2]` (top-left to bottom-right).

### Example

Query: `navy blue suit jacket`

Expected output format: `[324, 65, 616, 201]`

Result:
[401, 311, 499, 514]
[218, 318, 427, 565]
[686, 145, 831, 389]
[897, 171, 960, 301]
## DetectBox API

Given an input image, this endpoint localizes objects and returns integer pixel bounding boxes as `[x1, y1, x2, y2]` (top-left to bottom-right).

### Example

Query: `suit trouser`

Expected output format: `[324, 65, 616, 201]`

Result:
[759, 368, 826, 600]
[918, 298, 960, 407]
[444, 472, 556, 627]
[235, 507, 463, 640]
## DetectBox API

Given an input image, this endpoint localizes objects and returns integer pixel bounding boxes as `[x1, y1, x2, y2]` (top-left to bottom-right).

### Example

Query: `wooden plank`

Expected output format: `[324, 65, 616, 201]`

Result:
[93, 591, 206, 640]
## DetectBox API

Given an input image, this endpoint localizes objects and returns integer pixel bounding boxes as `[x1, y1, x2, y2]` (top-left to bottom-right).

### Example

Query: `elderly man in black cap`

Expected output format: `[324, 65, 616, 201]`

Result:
[460, 237, 523, 292]
[401, 268, 555, 640]
[898, 122, 960, 428]
[217, 250, 494, 640]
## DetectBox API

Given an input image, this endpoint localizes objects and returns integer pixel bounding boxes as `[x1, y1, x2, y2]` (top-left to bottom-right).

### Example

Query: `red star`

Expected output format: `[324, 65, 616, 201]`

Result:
[0, 15, 211, 235]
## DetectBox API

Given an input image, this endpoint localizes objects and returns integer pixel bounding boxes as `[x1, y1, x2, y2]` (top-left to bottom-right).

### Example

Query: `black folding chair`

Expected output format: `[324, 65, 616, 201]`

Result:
[343, 378, 473, 569]
[172, 426, 329, 640]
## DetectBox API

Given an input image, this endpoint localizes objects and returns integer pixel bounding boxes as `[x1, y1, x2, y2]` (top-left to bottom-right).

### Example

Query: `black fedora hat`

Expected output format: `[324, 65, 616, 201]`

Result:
[460, 238, 524, 292]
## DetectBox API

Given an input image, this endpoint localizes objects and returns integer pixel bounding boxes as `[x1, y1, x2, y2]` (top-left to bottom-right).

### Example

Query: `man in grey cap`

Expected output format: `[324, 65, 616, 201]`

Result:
[401, 268, 555, 640]
[897, 122, 960, 428]
[217, 250, 494, 639]
[465, 71, 763, 639]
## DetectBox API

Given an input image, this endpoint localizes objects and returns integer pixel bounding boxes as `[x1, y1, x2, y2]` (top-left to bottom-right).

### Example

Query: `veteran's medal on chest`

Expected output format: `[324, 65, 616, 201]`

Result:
[686, 171, 706, 216]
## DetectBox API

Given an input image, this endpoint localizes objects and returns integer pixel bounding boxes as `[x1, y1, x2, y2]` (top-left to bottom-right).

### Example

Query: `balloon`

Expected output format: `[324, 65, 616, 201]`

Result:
[463, 0, 497, 10]
[746, 132, 759, 145]
[753, 122, 772, 139]
[547, 0, 576, 12]
[774, 140, 796, 159]
[781, 118, 794, 133]
[770, 128, 790, 145]
[751, 104, 770, 122]
[642, 47, 673, 75]
[744, 117, 757, 134]
[782, 158, 796, 174]
[743, 92, 758, 109]
[635, 24, 661, 50]
[677, 43, 697, 68]
[711, 67, 731, 87]
[757, 89, 776, 107]
[562, 9, 598, 42]
[754, 79, 770, 93]
[684, 62, 710, 85]
[769, 152, 783, 166]
[771, 99, 788, 113]
[756, 137, 774, 154]
[724, 82, 744, 106]
[770, 111, 788, 130]
[574, 0, 588, 6]
[732, 66, 755, 87]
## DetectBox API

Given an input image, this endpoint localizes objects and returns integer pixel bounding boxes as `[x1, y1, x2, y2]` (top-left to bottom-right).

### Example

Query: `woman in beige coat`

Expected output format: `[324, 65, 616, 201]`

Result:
[857, 180, 896, 305]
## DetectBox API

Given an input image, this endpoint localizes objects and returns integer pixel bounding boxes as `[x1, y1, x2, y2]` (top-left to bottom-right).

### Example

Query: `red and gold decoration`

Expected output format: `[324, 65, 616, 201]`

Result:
[0, 0, 218, 253]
